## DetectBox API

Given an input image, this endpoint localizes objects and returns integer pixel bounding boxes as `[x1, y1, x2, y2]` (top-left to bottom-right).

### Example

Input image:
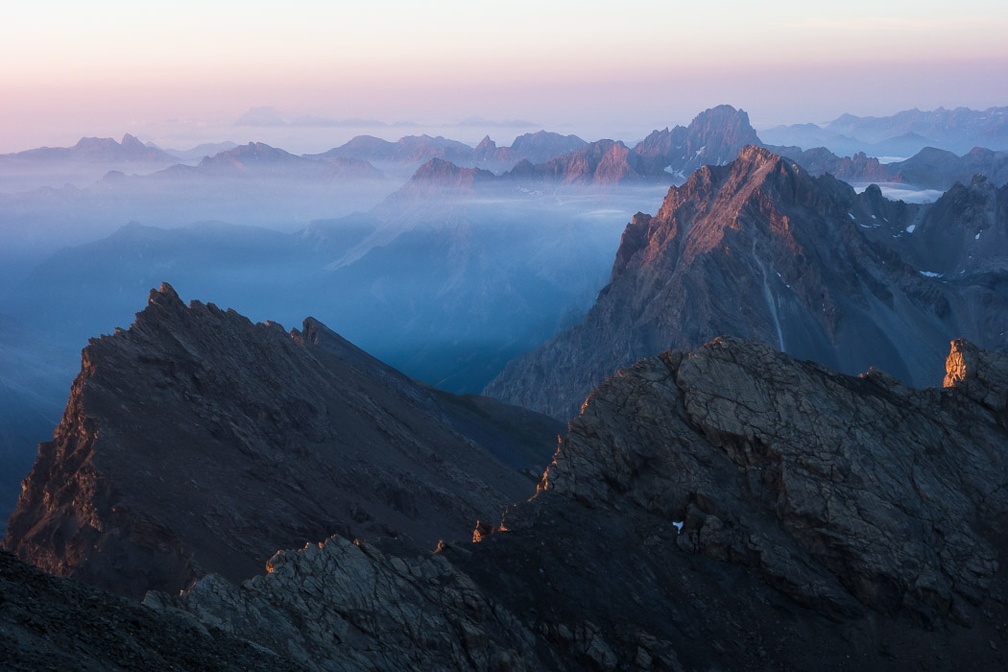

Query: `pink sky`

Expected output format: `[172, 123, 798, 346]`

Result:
[2, 1, 1006, 153]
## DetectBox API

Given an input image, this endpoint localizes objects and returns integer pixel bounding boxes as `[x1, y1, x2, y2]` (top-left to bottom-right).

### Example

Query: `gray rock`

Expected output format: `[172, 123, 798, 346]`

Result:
[147, 337, 1008, 670]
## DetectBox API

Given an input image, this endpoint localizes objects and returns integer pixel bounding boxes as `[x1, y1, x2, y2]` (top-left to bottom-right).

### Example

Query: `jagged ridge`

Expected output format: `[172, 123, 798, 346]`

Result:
[2, 283, 560, 598]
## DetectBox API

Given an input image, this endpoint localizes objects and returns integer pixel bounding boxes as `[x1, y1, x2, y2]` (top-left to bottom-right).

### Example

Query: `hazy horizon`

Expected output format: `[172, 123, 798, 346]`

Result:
[2, 1, 1006, 154]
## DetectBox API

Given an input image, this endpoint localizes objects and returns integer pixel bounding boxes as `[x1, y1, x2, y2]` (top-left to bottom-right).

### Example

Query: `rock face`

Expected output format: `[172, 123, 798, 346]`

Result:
[536, 338, 1005, 624]
[2, 283, 560, 598]
[486, 145, 1008, 420]
[143, 338, 1008, 671]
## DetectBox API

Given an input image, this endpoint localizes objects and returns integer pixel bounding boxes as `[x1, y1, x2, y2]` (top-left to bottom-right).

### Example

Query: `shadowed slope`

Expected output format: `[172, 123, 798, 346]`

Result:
[3, 284, 560, 598]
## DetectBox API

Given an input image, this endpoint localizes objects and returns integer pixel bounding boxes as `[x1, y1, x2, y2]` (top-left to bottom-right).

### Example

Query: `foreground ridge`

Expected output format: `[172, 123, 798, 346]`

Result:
[137, 336, 1008, 671]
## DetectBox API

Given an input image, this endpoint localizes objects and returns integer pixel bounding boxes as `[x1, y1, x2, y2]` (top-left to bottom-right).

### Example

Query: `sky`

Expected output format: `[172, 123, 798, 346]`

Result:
[1, 1, 1007, 153]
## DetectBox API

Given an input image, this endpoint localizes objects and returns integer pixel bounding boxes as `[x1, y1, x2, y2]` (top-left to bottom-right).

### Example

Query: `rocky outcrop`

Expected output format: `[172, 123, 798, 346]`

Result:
[486, 145, 1008, 420]
[147, 536, 544, 671]
[2, 283, 560, 598]
[403, 157, 497, 190]
[143, 338, 1008, 671]
[0, 550, 305, 672]
[505, 130, 587, 165]
[533, 338, 1005, 623]
[765, 146, 893, 184]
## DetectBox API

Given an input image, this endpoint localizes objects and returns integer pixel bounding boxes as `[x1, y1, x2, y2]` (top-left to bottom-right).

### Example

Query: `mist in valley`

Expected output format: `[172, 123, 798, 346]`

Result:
[0, 141, 670, 530]
[3, 106, 1004, 536]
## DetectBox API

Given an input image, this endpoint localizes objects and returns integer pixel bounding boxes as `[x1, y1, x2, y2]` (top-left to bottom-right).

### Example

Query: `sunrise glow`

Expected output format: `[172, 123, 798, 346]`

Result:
[2, 1, 1006, 152]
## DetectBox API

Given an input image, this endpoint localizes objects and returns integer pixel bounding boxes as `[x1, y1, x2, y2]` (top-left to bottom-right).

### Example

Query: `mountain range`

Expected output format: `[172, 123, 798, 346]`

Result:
[486, 145, 1008, 420]
[761, 106, 1008, 156]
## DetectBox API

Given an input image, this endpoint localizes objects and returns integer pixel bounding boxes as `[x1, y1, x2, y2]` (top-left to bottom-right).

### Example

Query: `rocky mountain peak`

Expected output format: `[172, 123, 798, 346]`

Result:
[474, 135, 496, 154]
[3, 286, 559, 598]
[630, 105, 762, 180]
[119, 133, 145, 151]
[687, 104, 758, 140]
[487, 144, 1008, 420]
[684, 105, 762, 165]
[148, 280, 182, 307]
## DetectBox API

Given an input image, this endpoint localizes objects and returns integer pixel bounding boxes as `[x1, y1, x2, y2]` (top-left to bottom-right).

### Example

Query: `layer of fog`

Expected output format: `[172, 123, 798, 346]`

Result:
[0, 166, 669, 524]
[852, 183, 946, 204]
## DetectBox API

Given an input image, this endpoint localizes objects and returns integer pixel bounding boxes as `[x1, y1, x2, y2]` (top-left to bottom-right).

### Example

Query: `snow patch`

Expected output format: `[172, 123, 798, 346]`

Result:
[905, 224, 916, 233]
[920, 271, 943, 278]
[976, 231, 982, 240]
[673, 521, 684, 534]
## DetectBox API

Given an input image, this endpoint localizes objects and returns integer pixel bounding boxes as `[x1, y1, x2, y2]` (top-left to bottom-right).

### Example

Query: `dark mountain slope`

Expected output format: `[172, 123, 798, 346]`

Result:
[486, 146, 1008, 420]
[143, 337, 1008, 671]
[2, 284, 560, 598]
[859, 175, 1008, 277]
[0, 550, 305, 672]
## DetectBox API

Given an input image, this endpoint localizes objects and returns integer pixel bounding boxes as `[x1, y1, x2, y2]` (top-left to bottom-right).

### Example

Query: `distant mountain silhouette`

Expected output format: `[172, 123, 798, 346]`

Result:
[761, 106, 1008, 156]
[768, 143, 1008, 191]
[4, 134, 176, 164]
